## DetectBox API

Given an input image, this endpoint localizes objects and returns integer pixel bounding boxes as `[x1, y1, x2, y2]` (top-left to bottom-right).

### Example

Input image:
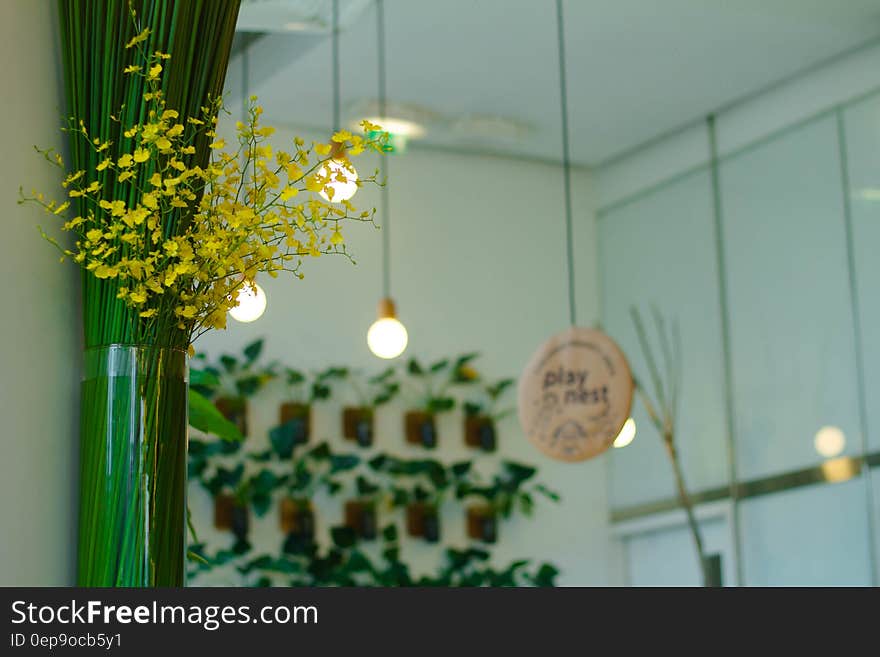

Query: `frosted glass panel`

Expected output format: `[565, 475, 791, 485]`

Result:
[625, 516, 734, 586]
[842, 96, 880, 453]
[600, 170, 729, 509]
[720, 116, 861, 480]
[741, 480, 872, 586]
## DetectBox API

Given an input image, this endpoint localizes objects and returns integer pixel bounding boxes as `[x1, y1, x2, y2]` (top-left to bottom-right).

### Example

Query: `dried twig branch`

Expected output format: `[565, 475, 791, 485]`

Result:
[630, 306, 711, 587]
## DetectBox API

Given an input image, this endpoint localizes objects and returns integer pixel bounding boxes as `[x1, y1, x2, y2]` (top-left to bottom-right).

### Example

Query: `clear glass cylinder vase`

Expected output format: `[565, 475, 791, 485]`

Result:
[78, 345, 189, 586]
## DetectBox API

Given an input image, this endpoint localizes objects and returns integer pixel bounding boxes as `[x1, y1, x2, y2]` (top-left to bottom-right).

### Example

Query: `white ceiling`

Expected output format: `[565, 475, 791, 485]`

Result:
[230, 0, 880, 166]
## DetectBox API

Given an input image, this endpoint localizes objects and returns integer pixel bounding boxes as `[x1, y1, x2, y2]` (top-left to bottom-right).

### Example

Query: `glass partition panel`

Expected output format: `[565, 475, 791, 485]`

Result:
[741, 479, 872, 585]
[599, 170, 729, 510]
[624, 514, 734, 586]
[841, 96, 880, 454]
[720, 116, 861, 480]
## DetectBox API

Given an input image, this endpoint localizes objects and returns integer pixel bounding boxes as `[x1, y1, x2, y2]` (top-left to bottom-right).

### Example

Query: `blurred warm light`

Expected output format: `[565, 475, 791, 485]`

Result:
[367, 317, 408, 359]
[858, 188, 880, 202]
[613, 418, 636, 448]
[814, 425, 846, 458]
[229, 283, 267, 323]
[318, 159, 359, 202]
[821, 457, 858, 483]
[361, 116, 425, 138]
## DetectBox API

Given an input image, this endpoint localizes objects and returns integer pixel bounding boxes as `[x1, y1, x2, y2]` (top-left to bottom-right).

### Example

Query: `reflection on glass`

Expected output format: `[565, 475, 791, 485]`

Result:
[820, 457, 858, 483]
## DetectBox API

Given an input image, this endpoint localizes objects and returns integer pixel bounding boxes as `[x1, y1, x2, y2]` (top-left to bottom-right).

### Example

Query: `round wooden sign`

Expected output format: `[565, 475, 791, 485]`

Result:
[518, 327, 634, 462]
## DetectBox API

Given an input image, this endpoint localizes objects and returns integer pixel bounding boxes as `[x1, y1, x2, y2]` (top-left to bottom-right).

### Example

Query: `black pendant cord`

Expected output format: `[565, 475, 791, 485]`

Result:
[555, 0, 577, 327]
[377, 0, 391, 299]
[332, 0, 340, 132]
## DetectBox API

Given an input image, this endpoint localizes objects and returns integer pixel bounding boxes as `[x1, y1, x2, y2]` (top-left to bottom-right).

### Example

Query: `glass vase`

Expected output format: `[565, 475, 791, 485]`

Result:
[78, 345, 188, 586]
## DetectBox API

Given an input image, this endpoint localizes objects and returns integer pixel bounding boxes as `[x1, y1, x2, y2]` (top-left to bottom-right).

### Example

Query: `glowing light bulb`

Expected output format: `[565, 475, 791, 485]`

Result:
[229, 282, 267, 323]
[613, 418, 636, 448]
[814, 425, 845, 458]
[318, 158, 358, 202]
[367, 298, 407, 359]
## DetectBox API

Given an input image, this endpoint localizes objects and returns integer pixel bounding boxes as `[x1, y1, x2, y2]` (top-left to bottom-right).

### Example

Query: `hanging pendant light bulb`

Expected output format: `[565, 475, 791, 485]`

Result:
[320, 0, 358, 204]
[612, 418, 637, 448]
[318, 147, 359, 203]
[366, 0, 407, 359]
[368, 297, 408, 359]
[229, 281, 267, 323]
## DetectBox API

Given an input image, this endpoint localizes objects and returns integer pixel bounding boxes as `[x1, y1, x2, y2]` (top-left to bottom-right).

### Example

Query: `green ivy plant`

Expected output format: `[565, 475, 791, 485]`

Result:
[343, 366, 400, 408]
[463, 377, 515, 422]
[404, 353, 480, 414]
[281, 442, 361, 499]
[226, 525, 559, 587]
[281, 365, 347, 405]
[456, 461, 560, 518]
[187, 344, 564, 587]
[193, 339, 276, 400]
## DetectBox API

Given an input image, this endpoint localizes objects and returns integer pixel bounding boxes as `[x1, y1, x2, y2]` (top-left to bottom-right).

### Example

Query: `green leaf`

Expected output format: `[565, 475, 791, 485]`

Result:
[269, 421, 298, 459]
[503, 461, 537, 487]
[190, 367, 220, 388]
[251, 492, 272, 517]
[390, 487, 409, 507]
[308, 442, 331, 460]
[311, 382, 331, 400]
[187, 550, 210, 566]
[252, 469, 281, 494]
[243, 339, 264, 364]
[382, 524, 398, 542]
[236, 374, 263, 397]
[487, 378, 514, 399]
[519, 492, 534, 516]
[188, 389, 243, 442]
[451, 461, 473, 478]
[331, 526, 356, 548]
[407, 358, 424, 376]
[535, 483, 561, 502]
[356, 475, 380, 497]
[429, 359, 449, 373]
[530, 563, 559, 587]
[219, 354, 238, 373]
[248, 449, 273, 462]
[286, 369, 306, 385]
[346, 551, 372, 573]
[463, 401, 483, 417]
[428, 396, 455, 413]
[320, 366, 348, 380]
[368, 367, 395, 384]
[330, 454, 360, 473]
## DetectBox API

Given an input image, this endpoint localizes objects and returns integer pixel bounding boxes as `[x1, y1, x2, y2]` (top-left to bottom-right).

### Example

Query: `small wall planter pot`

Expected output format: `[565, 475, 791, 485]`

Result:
[466, 505, 497, 544]
[464, 415, 496, 452]
[279, 498, 315, 539]
[214, 494, 249, 539]
[344, 500, 377, 540]
[343, 407, 374, 447]
[406, 502, 440, 543]
[214, 396, 248, 437]
[279, 402, 311, 445]
[405, 411, 437, 448]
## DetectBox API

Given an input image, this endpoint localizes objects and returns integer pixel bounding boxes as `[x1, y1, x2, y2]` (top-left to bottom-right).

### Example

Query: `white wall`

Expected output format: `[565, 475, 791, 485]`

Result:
[193, 128, 612, 585]
[0, 0, 80, 586]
